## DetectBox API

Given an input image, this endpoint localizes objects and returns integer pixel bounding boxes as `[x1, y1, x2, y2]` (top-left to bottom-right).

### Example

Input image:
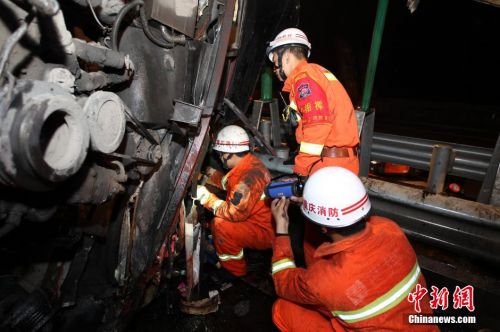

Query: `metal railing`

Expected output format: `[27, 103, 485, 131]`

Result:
[371, 132, 494, 181]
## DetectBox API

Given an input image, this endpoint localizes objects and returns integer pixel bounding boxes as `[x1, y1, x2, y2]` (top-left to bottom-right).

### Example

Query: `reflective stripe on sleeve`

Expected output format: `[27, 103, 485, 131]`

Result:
[272, 258, 296, 275]
[332, 263, 421, 323]
[324, 72, 337, 81]
[218, 248, 244, 261]
[221, 175, 228, 190]
[290, 100, 298, 111]
[299, 142, 324, 156]
[212, 200, 224, 214]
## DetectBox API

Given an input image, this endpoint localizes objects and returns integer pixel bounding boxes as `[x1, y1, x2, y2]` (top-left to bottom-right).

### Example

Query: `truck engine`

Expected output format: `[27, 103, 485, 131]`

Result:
[0, 0, 298, 330]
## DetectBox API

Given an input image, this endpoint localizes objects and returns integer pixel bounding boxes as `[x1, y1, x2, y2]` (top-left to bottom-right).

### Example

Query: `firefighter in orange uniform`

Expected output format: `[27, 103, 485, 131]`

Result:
[267, 28, 360, 266]
[196, 125, 274, 277]
[270, 167, 439, 331]
[266, 28, 359, 176]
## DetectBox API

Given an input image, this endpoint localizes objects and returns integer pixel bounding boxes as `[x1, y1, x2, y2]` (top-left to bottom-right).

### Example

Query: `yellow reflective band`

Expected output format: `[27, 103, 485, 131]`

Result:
[218, 248, 244, 261]
[272, 258, 296, 275]
[221, 175, 228, 190]
[324, 72, 337, 81]
[299, 142, 324, 156]
[332, 263, 421, 323]
[290, 100, 298, 111]
[212, 200, 224, 214]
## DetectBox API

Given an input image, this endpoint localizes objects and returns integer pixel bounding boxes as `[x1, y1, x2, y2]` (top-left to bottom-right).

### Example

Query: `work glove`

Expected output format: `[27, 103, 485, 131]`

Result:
[196, 185, 210, 205]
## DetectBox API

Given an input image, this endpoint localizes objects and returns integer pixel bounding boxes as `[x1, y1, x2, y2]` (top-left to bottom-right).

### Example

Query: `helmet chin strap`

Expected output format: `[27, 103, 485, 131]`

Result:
[221, 153, 233, 169]
[277, 48, 287, 81]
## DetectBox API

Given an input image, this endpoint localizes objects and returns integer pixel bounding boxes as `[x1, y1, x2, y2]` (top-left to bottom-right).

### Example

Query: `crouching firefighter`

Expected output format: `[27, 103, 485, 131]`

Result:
[196, 125, 274, 277]
[270, 167, 439, 331]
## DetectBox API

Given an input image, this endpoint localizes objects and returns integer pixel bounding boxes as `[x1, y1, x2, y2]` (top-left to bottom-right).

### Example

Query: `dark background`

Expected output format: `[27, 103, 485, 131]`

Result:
[298, 0, 500, 147]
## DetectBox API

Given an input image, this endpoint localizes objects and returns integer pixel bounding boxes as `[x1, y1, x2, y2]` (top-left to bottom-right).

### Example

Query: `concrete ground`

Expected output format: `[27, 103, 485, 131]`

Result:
[126, 265, 278, 332]
[127, 206, 500, 332]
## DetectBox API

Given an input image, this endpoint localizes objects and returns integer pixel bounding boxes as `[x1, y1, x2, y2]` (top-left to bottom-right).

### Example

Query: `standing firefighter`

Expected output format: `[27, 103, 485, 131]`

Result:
[266, 28, 359, 176]
[196, 125, 274, 277]
[270, 167, 439, 331]
[267, 28, 361, 266]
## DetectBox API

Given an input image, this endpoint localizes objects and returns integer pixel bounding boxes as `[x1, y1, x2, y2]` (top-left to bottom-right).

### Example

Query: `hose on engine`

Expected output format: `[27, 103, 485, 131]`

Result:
[111, 0, 186, 51]
[111, 0, 144, 51]
[138, 6, 174, 48]
[0, 14, 33, 79]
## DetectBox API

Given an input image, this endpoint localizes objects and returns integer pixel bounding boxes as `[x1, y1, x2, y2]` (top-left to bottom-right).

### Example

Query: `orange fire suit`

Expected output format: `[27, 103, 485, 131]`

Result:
[283, 60, 359, 176]
[284, 60, 361, 267]
[203, 153, 274, 276]
[271, 216, 439, 331]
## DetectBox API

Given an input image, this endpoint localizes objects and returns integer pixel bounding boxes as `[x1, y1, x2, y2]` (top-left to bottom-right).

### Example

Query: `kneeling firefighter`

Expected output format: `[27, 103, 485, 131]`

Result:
[270, 167, 439, 331]
[196, 125, 274, 277]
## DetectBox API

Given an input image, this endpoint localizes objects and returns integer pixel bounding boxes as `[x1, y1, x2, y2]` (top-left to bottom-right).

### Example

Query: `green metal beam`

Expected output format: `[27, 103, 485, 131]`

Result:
[360, 0, 389, 112]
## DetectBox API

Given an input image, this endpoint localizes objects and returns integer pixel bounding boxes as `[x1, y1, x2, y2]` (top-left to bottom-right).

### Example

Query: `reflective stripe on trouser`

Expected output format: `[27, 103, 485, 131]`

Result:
[332, 263, 421, 323]
[211, 216, 274, 277]
[272, 258, 296, 275]
[299, 141, 323, 156]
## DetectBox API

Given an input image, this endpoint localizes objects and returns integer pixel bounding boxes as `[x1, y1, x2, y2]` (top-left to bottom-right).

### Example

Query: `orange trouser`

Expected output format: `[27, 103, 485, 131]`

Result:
[211, 217, 274, 276]
[273, 299, 338, 332]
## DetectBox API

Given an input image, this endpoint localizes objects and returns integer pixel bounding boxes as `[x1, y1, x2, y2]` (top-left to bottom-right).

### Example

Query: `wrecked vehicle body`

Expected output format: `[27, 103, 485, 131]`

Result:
[0, 0, 298, 329]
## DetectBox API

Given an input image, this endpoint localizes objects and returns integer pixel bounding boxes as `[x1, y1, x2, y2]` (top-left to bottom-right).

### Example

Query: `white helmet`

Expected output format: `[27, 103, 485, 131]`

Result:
[266, 28, 311, 61]
[301, 167, 371, 228]
[213, 125, 250, 153]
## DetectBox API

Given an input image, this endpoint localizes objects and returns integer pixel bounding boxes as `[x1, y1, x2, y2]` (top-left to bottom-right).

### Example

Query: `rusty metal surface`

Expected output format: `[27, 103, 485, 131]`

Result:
[156, 0, 236, 231]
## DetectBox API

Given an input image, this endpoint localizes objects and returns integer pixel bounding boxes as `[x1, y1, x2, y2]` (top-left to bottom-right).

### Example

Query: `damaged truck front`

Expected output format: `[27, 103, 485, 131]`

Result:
[0, 0, 298, 330]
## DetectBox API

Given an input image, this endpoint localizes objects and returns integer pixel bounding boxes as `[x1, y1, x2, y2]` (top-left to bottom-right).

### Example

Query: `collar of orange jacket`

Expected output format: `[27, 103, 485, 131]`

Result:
[282, 59, 308, 92]
[225, 152, 253, 179]
[313, 218, 373, 258]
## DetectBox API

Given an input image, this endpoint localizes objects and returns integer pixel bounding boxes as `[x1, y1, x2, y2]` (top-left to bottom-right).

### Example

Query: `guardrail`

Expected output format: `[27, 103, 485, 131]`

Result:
[371, 132, 494, 181]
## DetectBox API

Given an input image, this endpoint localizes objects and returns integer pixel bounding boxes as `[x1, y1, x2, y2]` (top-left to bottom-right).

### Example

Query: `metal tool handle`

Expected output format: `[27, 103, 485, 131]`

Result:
[223, 98, 276, 156]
